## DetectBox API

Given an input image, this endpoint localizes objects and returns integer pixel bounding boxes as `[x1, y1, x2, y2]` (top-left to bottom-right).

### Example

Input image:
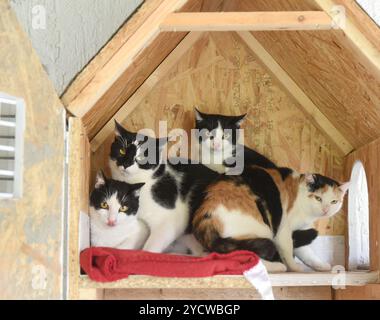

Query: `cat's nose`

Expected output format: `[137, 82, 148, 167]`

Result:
[213, 141, 222, 150]
[322, 208, 329, 215]
[107, 219, 116, 226]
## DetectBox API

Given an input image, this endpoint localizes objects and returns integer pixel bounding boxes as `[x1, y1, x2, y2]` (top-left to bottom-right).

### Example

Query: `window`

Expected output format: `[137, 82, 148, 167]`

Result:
[0, 93, 25, 199]
[348, 161, 370, 270]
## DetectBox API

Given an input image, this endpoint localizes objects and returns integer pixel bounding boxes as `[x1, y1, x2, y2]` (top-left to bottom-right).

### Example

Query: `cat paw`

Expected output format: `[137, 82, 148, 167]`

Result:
[312, 262, 332, 272]
[270, 262, 287, 273]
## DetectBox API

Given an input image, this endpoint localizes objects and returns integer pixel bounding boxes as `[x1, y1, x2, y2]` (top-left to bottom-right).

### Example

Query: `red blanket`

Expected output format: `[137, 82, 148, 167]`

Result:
[80, 247, 260, 282]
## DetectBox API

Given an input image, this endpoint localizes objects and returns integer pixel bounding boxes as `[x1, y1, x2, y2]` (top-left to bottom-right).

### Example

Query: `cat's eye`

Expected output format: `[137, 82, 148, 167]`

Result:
[100, 202, 109, 209]
[223, 132, 231, 139]
[119, 206, 128, 212]
[331, 200, 338, 204]
[119, 148, 126, 155]
[315, 196, 322, 202]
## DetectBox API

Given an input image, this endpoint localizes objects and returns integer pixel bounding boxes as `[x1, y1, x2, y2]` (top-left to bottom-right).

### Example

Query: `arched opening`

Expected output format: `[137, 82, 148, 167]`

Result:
[348, 161, 370, 271]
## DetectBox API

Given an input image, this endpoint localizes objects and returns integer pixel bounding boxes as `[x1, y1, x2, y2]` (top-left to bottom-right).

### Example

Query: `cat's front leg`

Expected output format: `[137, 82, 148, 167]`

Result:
[142, 224, 178, 253]
[294, 245, 331, 271]
[275, 225, 304, 272]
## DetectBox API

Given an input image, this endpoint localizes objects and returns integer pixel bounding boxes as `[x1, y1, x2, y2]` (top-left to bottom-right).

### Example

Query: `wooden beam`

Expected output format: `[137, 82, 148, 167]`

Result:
[236, 31, 353, 155]
[61, 0, 166, 106]
[90, 31, 204, 151]
[65, 0, 188, 133]
[161, 11, 333, 31]
[68, 118, 90, 300]
[314, 0, 380, 73]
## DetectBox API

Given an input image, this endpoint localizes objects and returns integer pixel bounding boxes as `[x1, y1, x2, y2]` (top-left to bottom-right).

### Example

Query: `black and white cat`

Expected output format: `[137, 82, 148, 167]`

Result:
[194, 108, 276, 174]
[109, 121, 219, 254]
[89, 171, 148, 249]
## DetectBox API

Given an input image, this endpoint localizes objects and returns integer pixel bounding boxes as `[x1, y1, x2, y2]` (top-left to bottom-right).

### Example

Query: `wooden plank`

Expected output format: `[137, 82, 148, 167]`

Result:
[345, 137, 380, 271]
[334, 284, 380, 300]
[0, 0, 65, 299]
[68, 117, 90, 300]
[236, 31, 353, 155]
[104, 287, 332, 300]
[79, 271, 379, 289]
[161, 11, 333, 31]
[90, 31, 204, 151]
[66, 0, 188, 137]
[314, 0, 380, 73]
[61, 0, 166, 106]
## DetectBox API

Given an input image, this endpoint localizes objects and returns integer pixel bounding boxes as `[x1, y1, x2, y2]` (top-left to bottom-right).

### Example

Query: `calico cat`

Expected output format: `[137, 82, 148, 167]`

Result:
[194, 108, 276, 174]
[192, 165, 350, 272]
[109, 121, 219, 253]
[89, 171, 148, 249]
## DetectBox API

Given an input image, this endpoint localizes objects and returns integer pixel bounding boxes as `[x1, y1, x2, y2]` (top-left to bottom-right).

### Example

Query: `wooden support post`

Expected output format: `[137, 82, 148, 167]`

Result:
[161, 11, 333, 31]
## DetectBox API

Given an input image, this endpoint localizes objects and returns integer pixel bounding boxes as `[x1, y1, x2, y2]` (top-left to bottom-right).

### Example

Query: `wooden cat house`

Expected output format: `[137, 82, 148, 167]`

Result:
[2, 0, 379, 300]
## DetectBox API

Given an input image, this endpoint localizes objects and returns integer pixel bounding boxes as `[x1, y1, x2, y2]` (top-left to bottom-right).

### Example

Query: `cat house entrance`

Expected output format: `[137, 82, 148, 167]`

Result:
[348, 161, 370, 271]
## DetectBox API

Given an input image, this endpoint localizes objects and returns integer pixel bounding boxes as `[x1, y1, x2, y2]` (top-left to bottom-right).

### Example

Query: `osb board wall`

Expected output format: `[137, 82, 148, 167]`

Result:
[92, 32, 345, 236]
[237, 0, 380, 149]
[0, 1, 65, 299]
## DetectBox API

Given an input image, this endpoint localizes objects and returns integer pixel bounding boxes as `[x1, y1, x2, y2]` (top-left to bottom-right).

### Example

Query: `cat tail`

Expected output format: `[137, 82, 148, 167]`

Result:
[293, 228, 318, 248]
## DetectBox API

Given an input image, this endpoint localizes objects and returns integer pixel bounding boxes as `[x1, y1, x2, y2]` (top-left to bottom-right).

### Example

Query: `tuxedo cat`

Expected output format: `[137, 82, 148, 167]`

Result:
[192, 166, 350, 272]
[110, 121, 219, 253]
[194, 108, 276, 174]
[89, 171, 148, 249]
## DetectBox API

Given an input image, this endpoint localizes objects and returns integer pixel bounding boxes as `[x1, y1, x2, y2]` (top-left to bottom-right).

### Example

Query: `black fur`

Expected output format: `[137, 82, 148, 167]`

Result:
[110, 121, 165, 171]
[195, 109, 245, 147]
[293, 229, 319, 248]
[306, 174, 339, 192]
[90, 175, 144, 216]
[211, 237, 278, 261]
[151, 173, 178, 209]
[242, 166, 283, 236]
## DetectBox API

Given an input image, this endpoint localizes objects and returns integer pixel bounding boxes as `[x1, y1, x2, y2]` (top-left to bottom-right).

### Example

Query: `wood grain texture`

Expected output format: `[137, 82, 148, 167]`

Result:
[0, 0, 65, 299]
[161, 11, 333, 32]
[65, 0, 190, 139]
[91, 32, 345, 236]
[345, 137, 380, 271]
[104, 287, 332, 300]
[237, 31, 352, 155]
[91, 32, 204, 151]
[68, 118, 90, 300]
[334, 284, 380, 300]
[237, 0, 380, 149]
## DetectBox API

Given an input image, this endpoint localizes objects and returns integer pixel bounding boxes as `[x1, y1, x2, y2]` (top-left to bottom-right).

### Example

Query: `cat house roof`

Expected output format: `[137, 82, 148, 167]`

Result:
[62, 0, 380, 156]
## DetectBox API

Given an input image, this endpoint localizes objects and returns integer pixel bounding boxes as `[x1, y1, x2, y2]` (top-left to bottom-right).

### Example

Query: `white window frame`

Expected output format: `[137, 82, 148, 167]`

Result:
[0, 93, 25, 199]
[348, 160, 370, 271]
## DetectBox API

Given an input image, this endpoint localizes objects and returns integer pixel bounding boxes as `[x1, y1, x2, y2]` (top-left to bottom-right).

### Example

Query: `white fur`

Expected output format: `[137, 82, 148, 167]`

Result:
[273, 176, 348, 271]
[90, 205, 149, 250]
[196, 122, 234, 174]
[215, 205, 272, 239]
[111, 155, 191, 253]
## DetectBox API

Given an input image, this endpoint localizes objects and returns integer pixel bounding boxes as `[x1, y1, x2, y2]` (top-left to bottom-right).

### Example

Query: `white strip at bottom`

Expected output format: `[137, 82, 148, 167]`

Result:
[244, 260, 274, 300]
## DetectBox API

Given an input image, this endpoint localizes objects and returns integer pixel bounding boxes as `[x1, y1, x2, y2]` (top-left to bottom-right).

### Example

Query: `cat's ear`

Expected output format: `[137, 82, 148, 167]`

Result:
[194, 108, 205, 122]
[95, 170, 107, 188]
[339, 181, 350, 194]
[304, 173, 316, 184]
[130, 183, 145, 197]
[234, 114, 247, 127]
[114, 120, 134, 139]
